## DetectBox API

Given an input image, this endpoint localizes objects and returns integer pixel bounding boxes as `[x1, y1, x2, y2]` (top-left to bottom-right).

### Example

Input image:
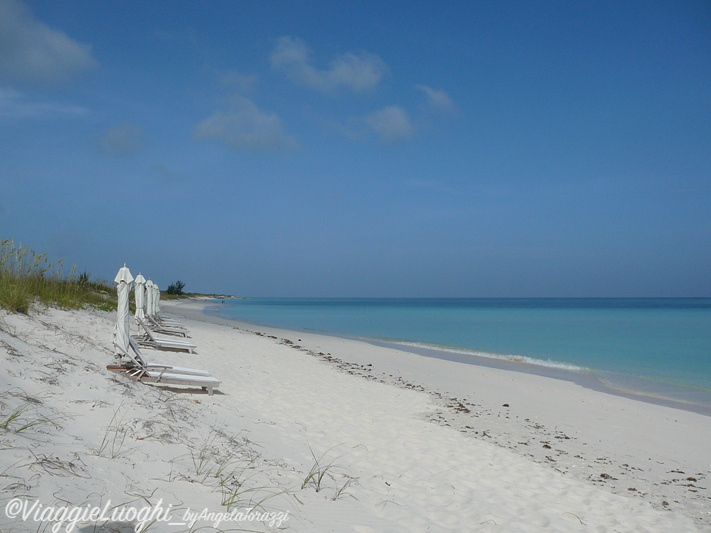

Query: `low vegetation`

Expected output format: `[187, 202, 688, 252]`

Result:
[0, 239, 116, 314]
[0, 239, 233, 312]
[166, 279, 186, 296]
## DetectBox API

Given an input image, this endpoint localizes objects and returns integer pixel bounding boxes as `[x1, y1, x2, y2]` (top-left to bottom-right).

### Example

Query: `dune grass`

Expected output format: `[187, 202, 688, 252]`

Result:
[0, 239, 117, 314]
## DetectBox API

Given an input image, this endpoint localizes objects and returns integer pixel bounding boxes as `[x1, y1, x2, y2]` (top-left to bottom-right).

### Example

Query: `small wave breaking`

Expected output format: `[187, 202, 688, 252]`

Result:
[384, 340, 589, 373]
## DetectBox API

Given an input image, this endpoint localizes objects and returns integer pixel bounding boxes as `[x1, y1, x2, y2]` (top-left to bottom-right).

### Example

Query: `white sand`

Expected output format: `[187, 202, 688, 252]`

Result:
[1, 299, 710, 532]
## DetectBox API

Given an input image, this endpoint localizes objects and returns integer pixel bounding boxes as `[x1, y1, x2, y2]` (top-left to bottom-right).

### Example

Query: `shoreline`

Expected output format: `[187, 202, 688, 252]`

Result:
[2, 299, 710, 530]
[201, 300, 711, 418]
[168, 298, 711, 527]
[370, 339, 711, 418]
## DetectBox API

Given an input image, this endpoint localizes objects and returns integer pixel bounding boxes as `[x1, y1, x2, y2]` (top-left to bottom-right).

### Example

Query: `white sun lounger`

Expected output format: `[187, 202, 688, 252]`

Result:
[110, 339, 219, 395]
[133, 321, 197, 353]
[149, 314, 187, 329]
[113, 338, 211, 377]
[136, 371, 219, 395]
[144, 315, 189, 337]
[151, 314, 185, 327]
[109, 364, 220, 395]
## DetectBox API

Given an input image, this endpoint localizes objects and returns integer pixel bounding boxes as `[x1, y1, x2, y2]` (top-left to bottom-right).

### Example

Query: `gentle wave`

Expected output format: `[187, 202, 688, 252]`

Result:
[378, 339, 590, 373]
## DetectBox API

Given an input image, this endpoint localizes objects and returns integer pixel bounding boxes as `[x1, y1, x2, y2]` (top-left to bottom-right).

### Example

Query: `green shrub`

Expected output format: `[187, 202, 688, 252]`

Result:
[166, 280, 186, 295]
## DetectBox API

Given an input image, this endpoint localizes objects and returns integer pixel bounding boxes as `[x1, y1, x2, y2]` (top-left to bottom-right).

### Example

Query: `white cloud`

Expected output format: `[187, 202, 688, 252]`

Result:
[0, 0, 98, 84]
[0, 87, 89, 118]
[363, 106, 416, 144]
[194, 96, 297, 152]
[98, 123, 144, 155]
[416, 85, 456, 113]
[270, 36, 388, 94]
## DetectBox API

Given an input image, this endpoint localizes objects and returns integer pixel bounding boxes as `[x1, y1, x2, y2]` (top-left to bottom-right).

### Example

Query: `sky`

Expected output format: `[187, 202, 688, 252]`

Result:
[1, 0, 709, 297]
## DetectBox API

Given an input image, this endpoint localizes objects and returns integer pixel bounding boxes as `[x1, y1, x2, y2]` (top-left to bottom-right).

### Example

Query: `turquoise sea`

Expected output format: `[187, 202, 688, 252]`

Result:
[206, 298, 711, 411]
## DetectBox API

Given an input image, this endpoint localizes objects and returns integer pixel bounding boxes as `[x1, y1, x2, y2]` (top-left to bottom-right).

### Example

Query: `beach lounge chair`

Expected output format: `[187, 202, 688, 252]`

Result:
[151, 314, 185, 327]
[150, 314, 187, 328]
[110, 339, 219, 395]
[108, 363, 220, 395]
[133, 320, 198, 353]
[144, 315, 189, 337]
[114, 338, 211, 376]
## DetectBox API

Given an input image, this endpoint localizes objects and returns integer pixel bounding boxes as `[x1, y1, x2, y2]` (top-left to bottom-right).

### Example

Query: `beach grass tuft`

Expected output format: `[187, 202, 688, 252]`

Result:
[333, 474, 357, 501]
[0, 239, 117, 314]
[96, 404, 131, 458]
[0, 390, 61, 434]
[299, 444, 358, 500]
[301, 445, 338, 493]
[0, 401, 33, 432]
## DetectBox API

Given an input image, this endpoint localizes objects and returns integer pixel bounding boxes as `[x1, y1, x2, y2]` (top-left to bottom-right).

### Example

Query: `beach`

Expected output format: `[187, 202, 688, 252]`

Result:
[1, 299, 710, 532]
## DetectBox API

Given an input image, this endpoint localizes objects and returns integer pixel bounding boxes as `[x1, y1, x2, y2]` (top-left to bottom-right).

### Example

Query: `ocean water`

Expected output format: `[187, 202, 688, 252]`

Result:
[207, 298, 711, 410]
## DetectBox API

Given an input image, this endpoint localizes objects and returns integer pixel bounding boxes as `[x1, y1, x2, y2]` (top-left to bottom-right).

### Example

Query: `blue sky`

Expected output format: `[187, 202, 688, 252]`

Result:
[1, 0, 709, 297]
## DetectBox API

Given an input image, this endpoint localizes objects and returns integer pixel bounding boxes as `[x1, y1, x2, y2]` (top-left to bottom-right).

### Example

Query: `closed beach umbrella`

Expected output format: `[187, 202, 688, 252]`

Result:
[152, 283, 158, 315]
[134, 273, 146, 320]
[154, 284, 161, 315]
[152, 280, 158, 316]
[146, 280, 154, 317]
[113, 264, 134, 356]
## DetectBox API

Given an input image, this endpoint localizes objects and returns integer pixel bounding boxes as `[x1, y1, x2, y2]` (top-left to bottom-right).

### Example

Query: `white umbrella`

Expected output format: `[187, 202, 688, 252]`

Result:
[113, 264, 134, 357]
[134, 273, 146, 320]
[154, 284, 161, 315]
[146, 280, 155, 317]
